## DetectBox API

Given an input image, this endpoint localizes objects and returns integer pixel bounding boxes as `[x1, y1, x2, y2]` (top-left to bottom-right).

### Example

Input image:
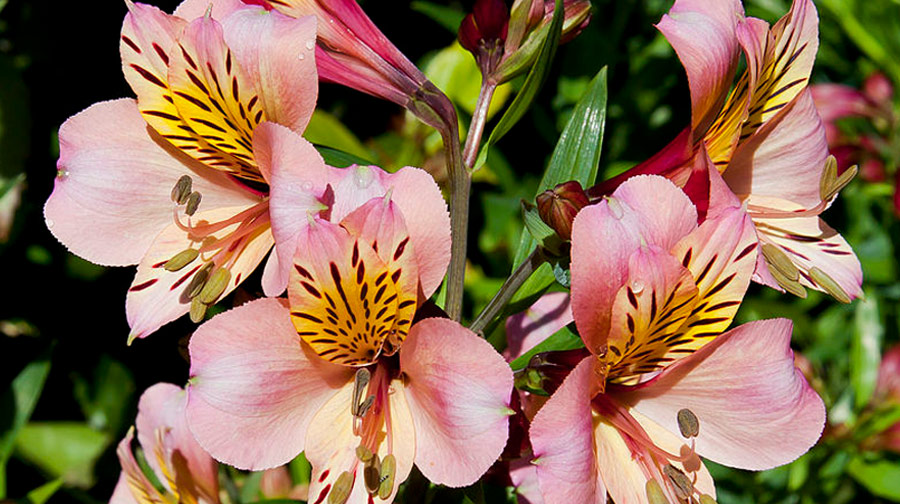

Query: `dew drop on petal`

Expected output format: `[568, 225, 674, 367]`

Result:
[46, 219, 54, 228]
[353, 166, 374, 189]
[631, 280, 644, 294]
[302, 181, 313, 191]
[606, 196, 624, 219]
[305, 39, 315, 50]
[298, 53, 305, 60]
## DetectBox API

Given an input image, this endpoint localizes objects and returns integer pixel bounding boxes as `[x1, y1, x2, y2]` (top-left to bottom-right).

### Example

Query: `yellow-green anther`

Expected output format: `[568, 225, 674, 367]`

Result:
[190, 297, 208, 323]
[768, 265, 807, 299]
[197, 268, 231, 304]
[172, 175, 193, 204]
[356, 444, 374, 463]
[699, 495, 718, 504]
[677, 408, 700, 438]
[378, 454, 396, 499]
[821, 159, 857, 202]
[187, 263, 214, 298]
[185, 191, 202, 216]
[761, 244, 799, 281]
[808, 266, 852, 304]
[351, 368, 371, 416]
[363, 454, 382, 494]
[356, 395, 375, 418]
[328, 471, 353, 504]
[663, 464, 693, 501]
[819, 156, 837, 201]
[164, 248, 199, 272]
[645, 480, 670, 504]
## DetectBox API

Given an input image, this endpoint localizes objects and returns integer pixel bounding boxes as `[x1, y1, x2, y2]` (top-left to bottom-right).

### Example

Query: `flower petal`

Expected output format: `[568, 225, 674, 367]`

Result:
[504, 292, 573, 362]
[186, 298, 353, 470]
[620, 318, 826, 470]
[173, 0, 245, 20]
[400, 318, 514, 487]
[110, 473, 141, 504]
[46, 99, 253, 267]
[126, 204, 274, 340]
[530, 357, 605, 504]
[221, 7, 318, 132]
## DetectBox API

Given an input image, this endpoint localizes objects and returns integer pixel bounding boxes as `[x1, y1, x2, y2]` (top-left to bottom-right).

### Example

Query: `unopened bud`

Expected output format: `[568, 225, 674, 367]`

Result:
[328, 471, 353, 504]
[459, 0, 510, 75]
[645, 479, 670, 504]
[378, 454, 396, 499]
[171, 175, 193, 204]
[197, 268, 231, 304]
[185, 191, 202, 216]
[663, 464, 693, 501]
[677, 408, 699, 438]
[536, 180, 589, 241]
[546, 0, 592, 44]
[164, 248, 200, 272]
[189, 297, 208, 323]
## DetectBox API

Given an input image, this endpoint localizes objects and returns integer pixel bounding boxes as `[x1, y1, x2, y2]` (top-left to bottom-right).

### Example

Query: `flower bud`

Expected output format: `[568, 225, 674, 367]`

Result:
[546, 0, 592, 44]
[536, 180, 589, 241]
[458, 0, 510, 75]
[863, 72, 894, 108]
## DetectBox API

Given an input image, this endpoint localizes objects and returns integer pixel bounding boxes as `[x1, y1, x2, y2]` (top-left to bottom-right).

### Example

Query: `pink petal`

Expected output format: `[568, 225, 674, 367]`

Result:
[619, 319, 826, 470]
[509, 453, 546, 504]
[504, 292, 573, 362]
[174, 0, 245, 19]
[811, 83, 874, 123]
[45, 99, 253, 266]
[254, 121, 331, 296]
[221, 7, 318, 133]
[588, 128, 693, 199]
[114, 428, 165, 503]
[186, 298, 353, 469]
[656, 0, 743, 135]
[530, 357, 605, 504]
[110, 473, 141, 504]
[399, 318, 514, 487]
[126, 205, 274, 340]
[136, 383, 218, 502]
[726, 90, 829, 209]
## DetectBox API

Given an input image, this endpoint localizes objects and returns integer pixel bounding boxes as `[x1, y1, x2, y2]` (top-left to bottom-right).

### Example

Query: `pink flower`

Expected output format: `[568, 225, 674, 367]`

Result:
[185, 127, 513, 503]
[592, 0, 863, 303]
[529, 176, 825, 503]
[111, 383, 219, 504]
[45, 1, 328, 340]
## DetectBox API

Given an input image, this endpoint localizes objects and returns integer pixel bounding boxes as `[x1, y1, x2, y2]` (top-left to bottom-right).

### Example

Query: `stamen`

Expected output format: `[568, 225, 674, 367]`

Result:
[808, 267, 851, 304]
[163, 248, 199, 272]
[363, 454, 382, 494]
[351, 369, 371, 417]
[356, 444, 374, 463]
[171, 175, 193, 204]
[645, 480, 670, 504]
[190, 297, 207, 323]
[761, 244, 800, 281]
[197, 268, 231, 304]
[356, 395, 375, 418]
[328, 471, 353, 504]
[676, 408, 700, 438]
[699, 495, 718, 504]
[187, 262, 215, 299]
[663, 464, 693, 501]
[185, 191, 202, 216]
[378, 454, 396, 499]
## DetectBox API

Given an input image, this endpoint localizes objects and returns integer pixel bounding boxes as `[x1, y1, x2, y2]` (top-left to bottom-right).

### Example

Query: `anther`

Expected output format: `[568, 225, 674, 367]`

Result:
[171, 175, 193, 204]
[189, 297, 208, 323]
[187, 262, 215, 299]
[663, 464, 694, 501]
[356, 444, 374, 463]
[197, 268, 231, 304]
[163, 248, 199, 272]
[185, 191, 202, 216]
[645, 480, 670, 504]
[761, 244, 799, 282]
[699, 495, 718, 504]
[328, 471, 353, 504]
[351, 368, 371, 416]
[363, 454, 382, 494]
[677, 408, 700, 438]
[808, 267, 852, 304]
[378, 454, 396, 499]
[356, 395, 375, 418]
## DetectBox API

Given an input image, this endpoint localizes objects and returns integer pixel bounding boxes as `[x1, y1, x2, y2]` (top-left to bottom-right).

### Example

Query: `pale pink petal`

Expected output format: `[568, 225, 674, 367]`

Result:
[619, 319, 826, 471]
[125, 205, 274, 340]
[173, 0, 246, 20]
[400, 318, 513, 487]
[186, 298, 353, 469]
[706, 153, 742, 220]
[136, 383, 218, 502]
[504, 292, 573, 362]
[726, 90, 829, 209]
[530, 357, 605, 504]
[45, 99, 252, 267]
[612, 175, 699, 250]
[811, 83, 874, 123]
[509, 454, 545, 504]
[114, 428, 165, 503]
[222, 7, 318, 132]
[254, 122, 331, 296]
[110, 473, 141, 504]
[656, 0, 743, 135]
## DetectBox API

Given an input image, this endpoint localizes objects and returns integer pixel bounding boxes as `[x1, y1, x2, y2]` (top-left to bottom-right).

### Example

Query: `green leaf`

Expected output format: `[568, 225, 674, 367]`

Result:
[303, 110, 373, 162]
[14, 422, 110, 488]
[72, 355, 135, 433]
[847, 456, 900, 501]
[24, 478, 63, 504]
[851, 291, 883, 410]
[315, 146, 376, 168]
[410, 1, 465, 33]
[289, 451, 311, 485]
[0, 352, 51, 498]
[474, 0, 564, 171]
[510, 325, 584, 371]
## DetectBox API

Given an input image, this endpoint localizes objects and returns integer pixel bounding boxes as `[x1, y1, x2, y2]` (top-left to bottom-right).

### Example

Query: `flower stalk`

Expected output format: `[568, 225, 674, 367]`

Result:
[470, 247, 545, 335]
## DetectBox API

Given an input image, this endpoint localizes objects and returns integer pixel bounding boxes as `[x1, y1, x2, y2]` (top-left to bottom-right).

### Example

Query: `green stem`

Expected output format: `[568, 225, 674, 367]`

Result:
[442, 123, 470, 322]
[463, 81, 498, 169]
[470, 248, 544, 335]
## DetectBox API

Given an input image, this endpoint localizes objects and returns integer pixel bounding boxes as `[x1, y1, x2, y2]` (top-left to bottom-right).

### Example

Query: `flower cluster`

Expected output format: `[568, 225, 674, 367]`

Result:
[45, 0, 863, 503]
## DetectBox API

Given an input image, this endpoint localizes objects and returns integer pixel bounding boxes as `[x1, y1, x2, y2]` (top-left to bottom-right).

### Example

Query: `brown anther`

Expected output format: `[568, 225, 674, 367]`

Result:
[185, 191, 202, 216]
[677, 408, 700, 438]
[645, 479, 670, 504]
[819, 155, 857, 202]
[767, 263, 807, 299]
[699, 495, 718, 504]
[171, 175, 193, 204]
[328, 471, 353, 504]
[808, 267, 852, 304]
[163, 248, 200, 272]
[189, 297, 208, 323]
[356, 444, 374, 463]
[351, 368, 371, 416]
[663, 464, 694, 501]
[356, 395, 375, 418]
[197, 268, 231, 305]
[187, 262, 215, 299]
[761, 244, 800, 282]
[378, 454, 396, 499]
[363, 454, 382, 494]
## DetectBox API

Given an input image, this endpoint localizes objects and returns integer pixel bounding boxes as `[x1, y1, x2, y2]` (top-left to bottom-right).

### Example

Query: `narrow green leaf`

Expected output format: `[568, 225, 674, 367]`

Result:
[24, 478, 63, 504]
[847, 456, 900, 501]
[510, 325, 584, 371]
[474, 0, 564, 170]
[851, 291, 883, 410]
[315, 146, 376, 168]
[0, 352, 52, 498]
[410, 1, 465, 33]
[14, 422, 110, 488]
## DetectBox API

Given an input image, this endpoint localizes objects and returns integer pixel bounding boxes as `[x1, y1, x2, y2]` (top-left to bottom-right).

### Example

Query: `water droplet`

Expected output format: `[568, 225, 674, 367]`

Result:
[606, 196, 624, 219]
[301, 181, 313, 191]
[631, 280, 644, 294]
[46, 219, 55, 228]
[298, 53, 305, 60]
[353, 166, 374, 188]
[305, 39, 315, 50]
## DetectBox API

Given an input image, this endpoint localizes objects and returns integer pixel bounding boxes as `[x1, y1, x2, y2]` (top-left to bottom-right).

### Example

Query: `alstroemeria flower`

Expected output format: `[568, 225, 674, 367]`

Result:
[186, 127, 513, 503]
[45, 1, 327, 339]
[592, 0, 863, 303]
[111, 383, 218, 504]
[529, 176, 826, 503]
